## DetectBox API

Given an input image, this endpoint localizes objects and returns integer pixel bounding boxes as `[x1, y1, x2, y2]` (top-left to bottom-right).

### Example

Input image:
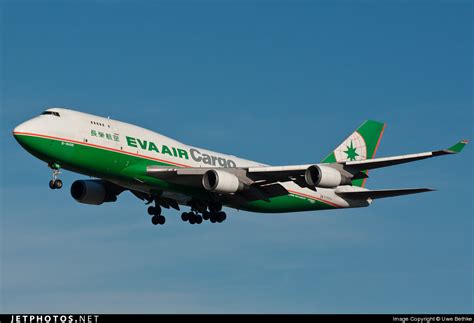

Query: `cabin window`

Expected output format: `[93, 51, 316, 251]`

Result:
[41, 111, 60, 117]
[91, 121, 106, 127]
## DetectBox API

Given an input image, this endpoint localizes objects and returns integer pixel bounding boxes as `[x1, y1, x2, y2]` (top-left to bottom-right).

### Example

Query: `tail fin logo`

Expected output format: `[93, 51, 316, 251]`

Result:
[334, 131, 367, 162]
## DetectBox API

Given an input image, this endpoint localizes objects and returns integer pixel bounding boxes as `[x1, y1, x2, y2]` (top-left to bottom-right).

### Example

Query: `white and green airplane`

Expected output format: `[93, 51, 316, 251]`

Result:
[13, 108, 468, 226]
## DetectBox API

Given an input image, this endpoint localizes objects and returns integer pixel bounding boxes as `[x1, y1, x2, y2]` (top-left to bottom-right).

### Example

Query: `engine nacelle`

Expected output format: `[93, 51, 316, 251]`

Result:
[202, 169, 244, 193]
[70, 180, 118, 205]
[304, 165, 347, 188]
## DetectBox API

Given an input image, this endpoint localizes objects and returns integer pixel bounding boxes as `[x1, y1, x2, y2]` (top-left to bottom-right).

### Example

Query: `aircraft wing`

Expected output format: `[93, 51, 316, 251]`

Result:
[145, 140, 467, 198]
[246, 139, 468, 182]
[342, 140, 469, 171]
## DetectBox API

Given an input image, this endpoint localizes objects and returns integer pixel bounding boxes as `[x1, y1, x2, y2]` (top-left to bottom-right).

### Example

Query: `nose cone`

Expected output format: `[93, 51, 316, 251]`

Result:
[13, 120, 35, 149]
[13, 120, 31, 135]
[13, 117, 58, 164]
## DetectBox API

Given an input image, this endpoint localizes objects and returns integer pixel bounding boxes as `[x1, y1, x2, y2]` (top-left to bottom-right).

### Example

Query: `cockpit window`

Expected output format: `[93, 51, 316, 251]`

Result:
[41, 111, 60, 117]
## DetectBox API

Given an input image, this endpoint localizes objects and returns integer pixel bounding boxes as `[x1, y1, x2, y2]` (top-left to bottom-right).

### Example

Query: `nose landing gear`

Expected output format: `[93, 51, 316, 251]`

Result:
[48, 163, 63, 189]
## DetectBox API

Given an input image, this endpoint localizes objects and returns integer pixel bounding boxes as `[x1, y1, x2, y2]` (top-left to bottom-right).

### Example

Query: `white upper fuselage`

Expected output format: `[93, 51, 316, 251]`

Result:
[14, 108, 265, 169]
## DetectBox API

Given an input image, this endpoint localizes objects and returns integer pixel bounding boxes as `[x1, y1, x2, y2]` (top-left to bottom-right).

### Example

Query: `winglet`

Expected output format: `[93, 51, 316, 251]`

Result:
[447, 140, 469, 153]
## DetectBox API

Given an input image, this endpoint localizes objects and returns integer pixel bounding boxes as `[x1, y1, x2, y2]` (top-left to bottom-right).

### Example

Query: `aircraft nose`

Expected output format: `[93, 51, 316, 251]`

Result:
[12, 119, 36, 149]
[13, 121, 31, 135]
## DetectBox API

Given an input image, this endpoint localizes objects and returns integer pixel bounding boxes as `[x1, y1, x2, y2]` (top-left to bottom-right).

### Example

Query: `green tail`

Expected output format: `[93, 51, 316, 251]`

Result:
[321, 120, 386, 187]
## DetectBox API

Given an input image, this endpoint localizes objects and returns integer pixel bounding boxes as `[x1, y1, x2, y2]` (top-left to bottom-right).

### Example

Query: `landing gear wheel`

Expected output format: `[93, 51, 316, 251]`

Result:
[49, 179, 62, 189]
[217, 212, 226, 223]
[157, 215, 166, 225]
[210, 214, 217, 223]
[181, 212, 189, 222]
[53, 179, 63, 189]
[147, 199, 161, 219]
[189, 215, 196, 225]
[153, 206, 162, 216]
[195, 215, 203, 224]
[202, 211, 210, 221]
[151, 215, 160, 225]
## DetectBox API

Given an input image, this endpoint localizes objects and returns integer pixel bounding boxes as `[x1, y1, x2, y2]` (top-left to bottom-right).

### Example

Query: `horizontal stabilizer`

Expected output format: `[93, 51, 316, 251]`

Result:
[336, 188, 435, 200]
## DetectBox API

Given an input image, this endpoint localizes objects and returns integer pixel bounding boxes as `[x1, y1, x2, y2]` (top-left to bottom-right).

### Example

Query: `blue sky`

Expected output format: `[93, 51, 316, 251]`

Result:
[1, 0, 472, 313]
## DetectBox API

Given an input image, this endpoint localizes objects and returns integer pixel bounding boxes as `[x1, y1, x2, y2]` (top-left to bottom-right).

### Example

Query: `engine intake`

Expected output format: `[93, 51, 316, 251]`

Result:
[304, 165, 348, 188]
[202, 169, 244, 193]
[71, 180, 118, 205]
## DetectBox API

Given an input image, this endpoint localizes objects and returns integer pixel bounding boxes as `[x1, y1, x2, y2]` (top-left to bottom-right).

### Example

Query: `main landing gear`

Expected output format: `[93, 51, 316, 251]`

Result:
[181, 211, 203, 224]
[147, 197, 166, 225]
[147, 201, 166, 226]
[181, 202, 227, 225]
[48, 163, 63, 189]
[144, 198, 225, 226]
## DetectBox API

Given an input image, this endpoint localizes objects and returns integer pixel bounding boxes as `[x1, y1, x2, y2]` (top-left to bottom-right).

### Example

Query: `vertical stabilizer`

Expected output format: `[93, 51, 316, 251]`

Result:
[321, 120, 386, 187]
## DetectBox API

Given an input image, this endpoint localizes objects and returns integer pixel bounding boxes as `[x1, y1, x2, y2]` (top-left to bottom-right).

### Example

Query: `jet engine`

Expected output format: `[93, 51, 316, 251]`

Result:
[304, 165, 349, 188]
[70, 180, 119, 205]
[202, 169, 244, 193]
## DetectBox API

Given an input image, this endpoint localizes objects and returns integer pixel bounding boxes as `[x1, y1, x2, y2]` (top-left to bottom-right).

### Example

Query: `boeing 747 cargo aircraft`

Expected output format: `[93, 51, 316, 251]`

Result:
[13, 108, 468, 226]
